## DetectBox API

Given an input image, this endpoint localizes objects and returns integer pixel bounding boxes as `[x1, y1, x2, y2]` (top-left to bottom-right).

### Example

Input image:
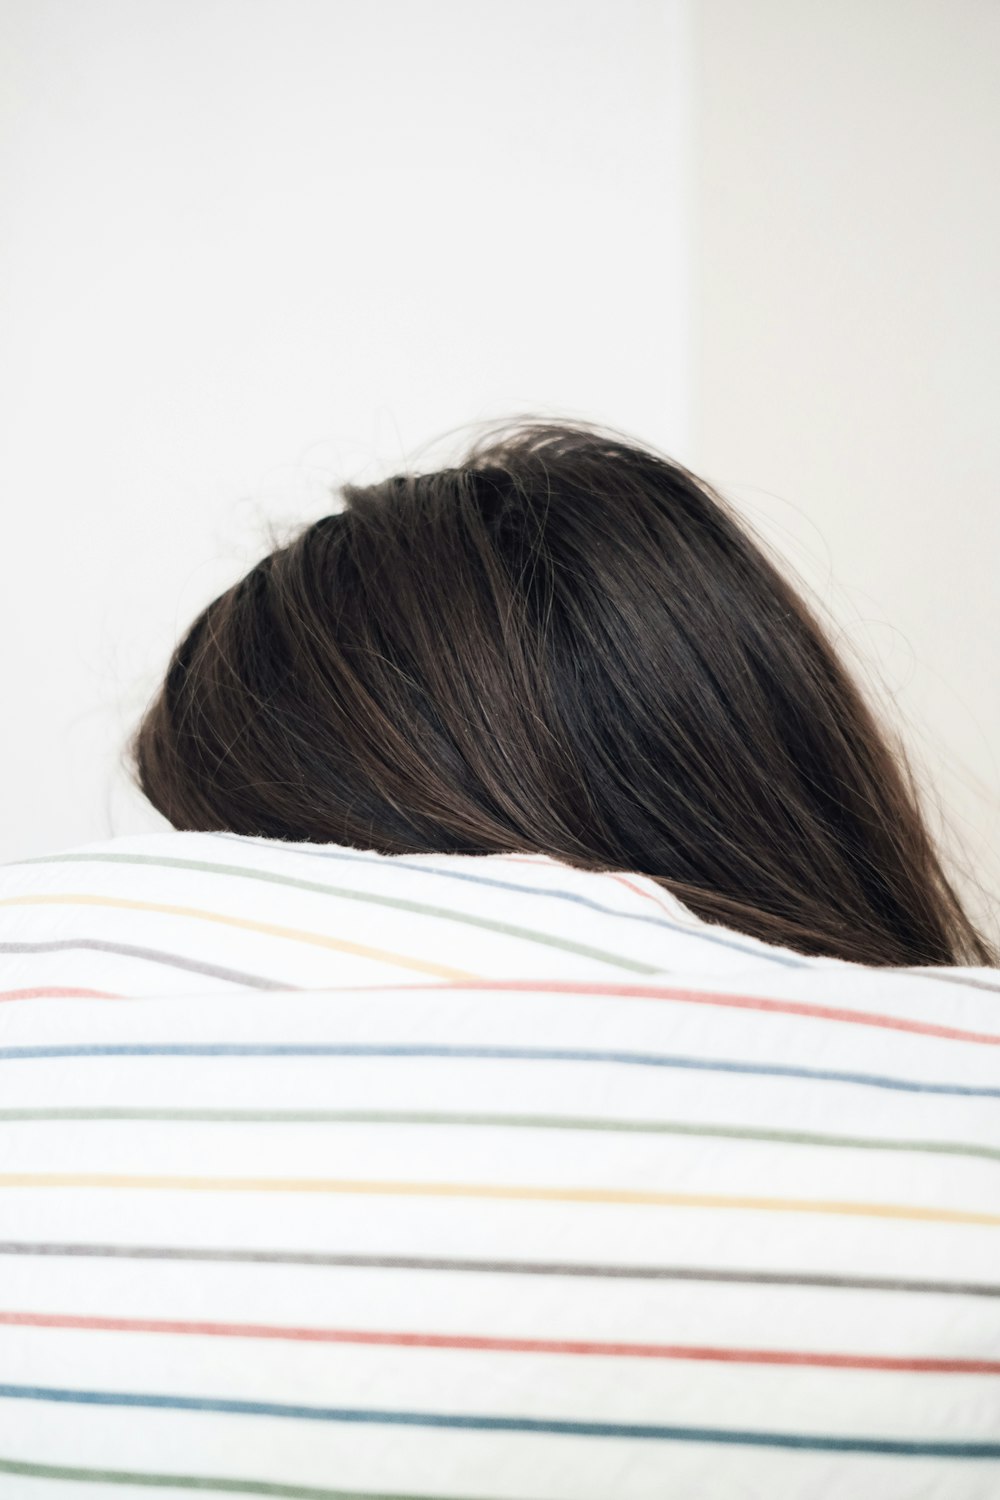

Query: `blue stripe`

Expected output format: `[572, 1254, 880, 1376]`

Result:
[0, 1042, 994, 1097]
[0, 1385, 995, 1456]
[204, 831, 810, 969]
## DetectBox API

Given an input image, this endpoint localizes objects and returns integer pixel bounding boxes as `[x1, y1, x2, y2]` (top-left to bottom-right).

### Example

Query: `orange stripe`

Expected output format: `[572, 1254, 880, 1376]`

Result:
[0, 1175, 997, 1224]
[3, 1311, 997, 1373]
[0, 895, 477, 982]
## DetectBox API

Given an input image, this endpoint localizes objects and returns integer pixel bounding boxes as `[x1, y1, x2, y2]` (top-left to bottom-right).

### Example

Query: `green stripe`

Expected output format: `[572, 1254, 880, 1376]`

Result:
[2, 1107, 996, 1165]
[15, 852, 659, 975]
[0, 1456, 470, 1497]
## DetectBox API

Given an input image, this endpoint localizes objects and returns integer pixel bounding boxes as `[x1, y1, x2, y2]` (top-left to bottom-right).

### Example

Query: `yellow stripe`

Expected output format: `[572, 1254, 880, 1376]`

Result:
[0, 895, 478, 982]
[0, 1174, 997, 1225]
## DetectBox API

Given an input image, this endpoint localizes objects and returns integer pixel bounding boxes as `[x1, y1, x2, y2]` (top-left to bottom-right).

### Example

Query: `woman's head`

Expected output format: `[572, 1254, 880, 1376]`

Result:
[127, 417, 995, 967]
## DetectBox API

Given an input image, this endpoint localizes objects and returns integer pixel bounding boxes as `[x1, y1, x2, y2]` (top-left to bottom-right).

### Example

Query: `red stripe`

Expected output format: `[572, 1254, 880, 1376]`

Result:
[382, 978, 1000, 1047]
[607, 870, 684, 918]
[0, 987, 123, 1001]
[502, 856, 696, 919]
[3, 1311, 996, 1373]
[3, 974, 994, 1050]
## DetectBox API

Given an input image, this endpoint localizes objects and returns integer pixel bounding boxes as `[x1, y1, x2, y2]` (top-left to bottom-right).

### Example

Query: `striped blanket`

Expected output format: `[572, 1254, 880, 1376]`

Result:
[0, 829, 998, 1498]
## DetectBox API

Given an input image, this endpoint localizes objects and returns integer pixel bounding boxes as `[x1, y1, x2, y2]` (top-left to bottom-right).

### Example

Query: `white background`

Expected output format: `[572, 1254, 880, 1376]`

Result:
[693, 0, 1000, 934]
[1, 0, 997, 937]
[0, 0, 692, 857]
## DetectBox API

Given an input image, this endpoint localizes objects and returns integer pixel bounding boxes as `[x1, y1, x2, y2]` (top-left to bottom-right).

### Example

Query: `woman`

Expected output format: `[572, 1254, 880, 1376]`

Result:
[128, 416, 996, 969]
[4, 418, 999, 1496]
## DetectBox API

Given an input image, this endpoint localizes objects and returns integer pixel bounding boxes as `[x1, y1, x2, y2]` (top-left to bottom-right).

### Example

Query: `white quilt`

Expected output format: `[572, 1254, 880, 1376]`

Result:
[0, 829, 998, 1499]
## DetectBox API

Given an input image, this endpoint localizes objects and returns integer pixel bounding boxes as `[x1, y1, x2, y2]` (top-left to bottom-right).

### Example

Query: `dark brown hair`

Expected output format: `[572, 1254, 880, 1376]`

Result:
[127, 417, 996, 967]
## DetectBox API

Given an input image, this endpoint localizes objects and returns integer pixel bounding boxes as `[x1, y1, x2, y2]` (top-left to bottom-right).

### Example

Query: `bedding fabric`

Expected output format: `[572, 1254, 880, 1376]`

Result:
[0, 828, 998, 1499]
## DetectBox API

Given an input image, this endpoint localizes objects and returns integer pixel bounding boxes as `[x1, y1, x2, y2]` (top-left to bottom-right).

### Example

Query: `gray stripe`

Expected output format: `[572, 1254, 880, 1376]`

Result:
[0, 1242, 996, 1297]
[206, 830, 811, 969]
[895, 968, 1000, 996]
[11, 852, 662, 976]
[2, 1107, 997, 1166]
[0, 940, 296, 993]
[0, 1455, 477, 1498]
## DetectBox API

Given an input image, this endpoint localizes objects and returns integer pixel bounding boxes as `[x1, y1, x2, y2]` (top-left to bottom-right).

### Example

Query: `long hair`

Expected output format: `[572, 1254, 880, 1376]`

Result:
[126, 417, 996, 967]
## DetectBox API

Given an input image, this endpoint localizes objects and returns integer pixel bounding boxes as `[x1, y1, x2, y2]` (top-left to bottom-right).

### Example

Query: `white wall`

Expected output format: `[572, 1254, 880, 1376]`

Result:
[7, 0, 995, 944]
[0, 0, 693, 860]
[693, 0, 1000, 935]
